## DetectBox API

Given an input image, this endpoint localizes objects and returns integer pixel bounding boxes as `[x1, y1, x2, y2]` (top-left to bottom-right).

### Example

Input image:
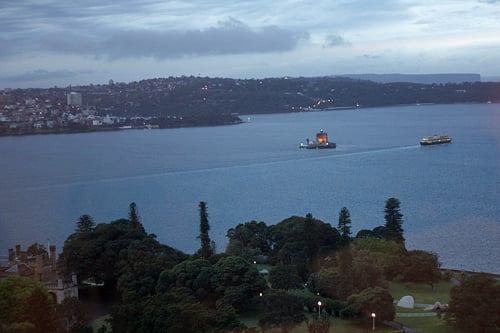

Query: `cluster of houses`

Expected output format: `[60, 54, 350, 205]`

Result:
[0, 91, 129, 132]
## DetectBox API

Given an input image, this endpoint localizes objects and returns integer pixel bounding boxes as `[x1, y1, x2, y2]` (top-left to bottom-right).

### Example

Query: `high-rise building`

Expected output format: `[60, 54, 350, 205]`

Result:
[67, 92, 82, 106]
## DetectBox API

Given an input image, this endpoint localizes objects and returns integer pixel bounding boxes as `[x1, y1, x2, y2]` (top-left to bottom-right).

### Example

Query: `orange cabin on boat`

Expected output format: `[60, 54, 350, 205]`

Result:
[316, 130, 328, 143]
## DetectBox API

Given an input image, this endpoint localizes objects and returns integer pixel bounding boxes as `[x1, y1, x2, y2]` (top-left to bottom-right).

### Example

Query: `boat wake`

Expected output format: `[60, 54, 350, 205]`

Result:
[1, 145, 420, 193]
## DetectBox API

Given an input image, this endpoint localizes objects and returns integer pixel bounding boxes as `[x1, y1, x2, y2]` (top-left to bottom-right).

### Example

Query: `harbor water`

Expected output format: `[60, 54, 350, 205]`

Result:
[0, 103, 499, 273]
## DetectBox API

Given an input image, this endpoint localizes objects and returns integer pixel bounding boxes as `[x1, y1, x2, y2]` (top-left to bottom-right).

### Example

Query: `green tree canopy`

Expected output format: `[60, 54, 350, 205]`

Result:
[268, 264, 304, 290]
[313, 267, 345, 300]
[58, 204, 184, 292]
[258, 290, 306, 333]
[116, 238, 186, 302]
[313, 244, 387, 300]
[111, 287, 227, 333]
[402, 250, 441, 287]
[269, 215, 341, 267]
[156, 258, 214, 302]
[447, 274, 500, 332]
[56, 296, 91, 333]
[58, 218, 148, 287]
[225, 220, 270, 260]
[346, 287, 395, 322]
[351, 250, 388, 292]
[355, 229, 372, 239]
[0, 276, 58, 333]
[352, 238, 406, 280]
[211, 256, 267, 310]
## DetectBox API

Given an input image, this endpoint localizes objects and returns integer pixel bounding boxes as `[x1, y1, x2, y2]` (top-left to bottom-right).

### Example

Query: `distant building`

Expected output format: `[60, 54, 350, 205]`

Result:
[67, 92, 82, 106]
[0, 244, 78, 303]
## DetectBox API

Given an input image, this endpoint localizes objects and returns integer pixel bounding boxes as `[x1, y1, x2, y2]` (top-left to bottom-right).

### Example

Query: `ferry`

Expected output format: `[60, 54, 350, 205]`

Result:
[300, 129, 336, 149]
[420, 134, 452, 145]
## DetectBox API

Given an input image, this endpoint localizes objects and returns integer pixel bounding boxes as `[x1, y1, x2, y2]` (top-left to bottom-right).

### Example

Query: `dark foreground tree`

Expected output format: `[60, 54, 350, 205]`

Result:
[58, 218, 148, 288]
[402, 250, 440, 287]
[225, 220, 270, 260]
[198, 201, 214, 259]
[268, 264, 303, 290]
[346, 287, 395, 322]
[116, 238, 186, 300]
[129, 202, 146, 233]
[111, 288, 217, 333]
[447, 274, 500, 332]
[269, 215, 341, 267]
[259, 290, 306, 333]
[337, 207, 352, 246]
[352, 238, 406, 281]
[58, 204, 182, 292]
[0, 276, 58, 333]
[76, 214, 95, 233]
[56, 297, 91, 333]
[212, 256, 268, 310]
[384, 197, 405, 244]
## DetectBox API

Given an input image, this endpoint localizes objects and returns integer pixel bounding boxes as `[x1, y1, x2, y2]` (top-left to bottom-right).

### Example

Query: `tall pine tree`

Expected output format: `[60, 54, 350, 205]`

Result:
[384, 197, 405, 245]
[76, 214, 95, 233]
[198, 201, 214, 259]
[129, 202, 146, 234]
[337, 207, 352, 246]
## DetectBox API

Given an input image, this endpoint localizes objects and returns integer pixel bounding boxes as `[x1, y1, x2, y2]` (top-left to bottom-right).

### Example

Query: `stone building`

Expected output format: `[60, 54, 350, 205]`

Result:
[0, 244, 78, 303]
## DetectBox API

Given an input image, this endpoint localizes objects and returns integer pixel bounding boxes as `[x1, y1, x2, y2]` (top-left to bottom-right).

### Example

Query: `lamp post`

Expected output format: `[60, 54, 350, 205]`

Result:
[317, 301, 322, 319]
[371, 312, 376, 330]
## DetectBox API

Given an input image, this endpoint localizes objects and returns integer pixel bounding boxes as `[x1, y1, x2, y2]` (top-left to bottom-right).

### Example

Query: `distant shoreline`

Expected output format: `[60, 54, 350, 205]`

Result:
[0, 116, 243, 137]
[2, 101, 497, 138]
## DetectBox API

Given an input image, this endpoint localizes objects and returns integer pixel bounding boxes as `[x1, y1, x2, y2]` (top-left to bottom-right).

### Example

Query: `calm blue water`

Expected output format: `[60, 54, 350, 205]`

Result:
[1, 104, 499, 273]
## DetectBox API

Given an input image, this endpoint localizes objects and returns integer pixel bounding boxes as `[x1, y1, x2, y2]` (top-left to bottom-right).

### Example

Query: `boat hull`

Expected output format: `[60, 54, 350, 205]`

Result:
[420, 135, 452, 145]
[299, 129, 336, 149]
[317, 142, 336, 149]
[420, 140, 451, 145]
[300, 142, 336, 149]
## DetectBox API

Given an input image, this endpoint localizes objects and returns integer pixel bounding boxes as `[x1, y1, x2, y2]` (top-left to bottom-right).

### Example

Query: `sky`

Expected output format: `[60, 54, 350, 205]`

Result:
[1, 0, 500, 89]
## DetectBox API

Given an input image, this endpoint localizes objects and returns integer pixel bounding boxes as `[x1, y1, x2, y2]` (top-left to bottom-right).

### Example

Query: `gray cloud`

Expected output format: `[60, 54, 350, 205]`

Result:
[362, 54, 381, 59]
[0, 0, 309, 60]
[1, 69, 92, 83]
[7, 17, 307, 60]
[102, 19, 307, 59]
[324, 34, 351, 48]
[1, 0, 499, 88]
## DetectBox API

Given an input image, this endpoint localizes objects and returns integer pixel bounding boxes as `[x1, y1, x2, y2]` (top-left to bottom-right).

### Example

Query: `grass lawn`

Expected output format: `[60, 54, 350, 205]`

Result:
[92, 314, 111, 332]
[240, 281, 458, 332]
[289, 320, 399, 333]
[394, 316, 456, 333]
[389, 280, 457, 333]
[241, 304, 401, 333]
[389, 281, 454, 305]
[241, 317, 401, 333]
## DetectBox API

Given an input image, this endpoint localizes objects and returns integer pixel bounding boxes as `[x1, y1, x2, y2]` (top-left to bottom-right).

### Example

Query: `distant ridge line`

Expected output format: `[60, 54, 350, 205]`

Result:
[338, 73, 481, 84]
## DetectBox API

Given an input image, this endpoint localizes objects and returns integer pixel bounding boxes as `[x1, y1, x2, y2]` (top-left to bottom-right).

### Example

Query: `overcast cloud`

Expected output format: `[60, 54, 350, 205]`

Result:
[1, 0, 500, 88]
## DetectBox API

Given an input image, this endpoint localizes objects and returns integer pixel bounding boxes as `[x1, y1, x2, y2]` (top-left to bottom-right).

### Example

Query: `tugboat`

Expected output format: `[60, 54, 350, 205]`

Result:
[300, 129, 336, 149]
[420, 134, 452, 146]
